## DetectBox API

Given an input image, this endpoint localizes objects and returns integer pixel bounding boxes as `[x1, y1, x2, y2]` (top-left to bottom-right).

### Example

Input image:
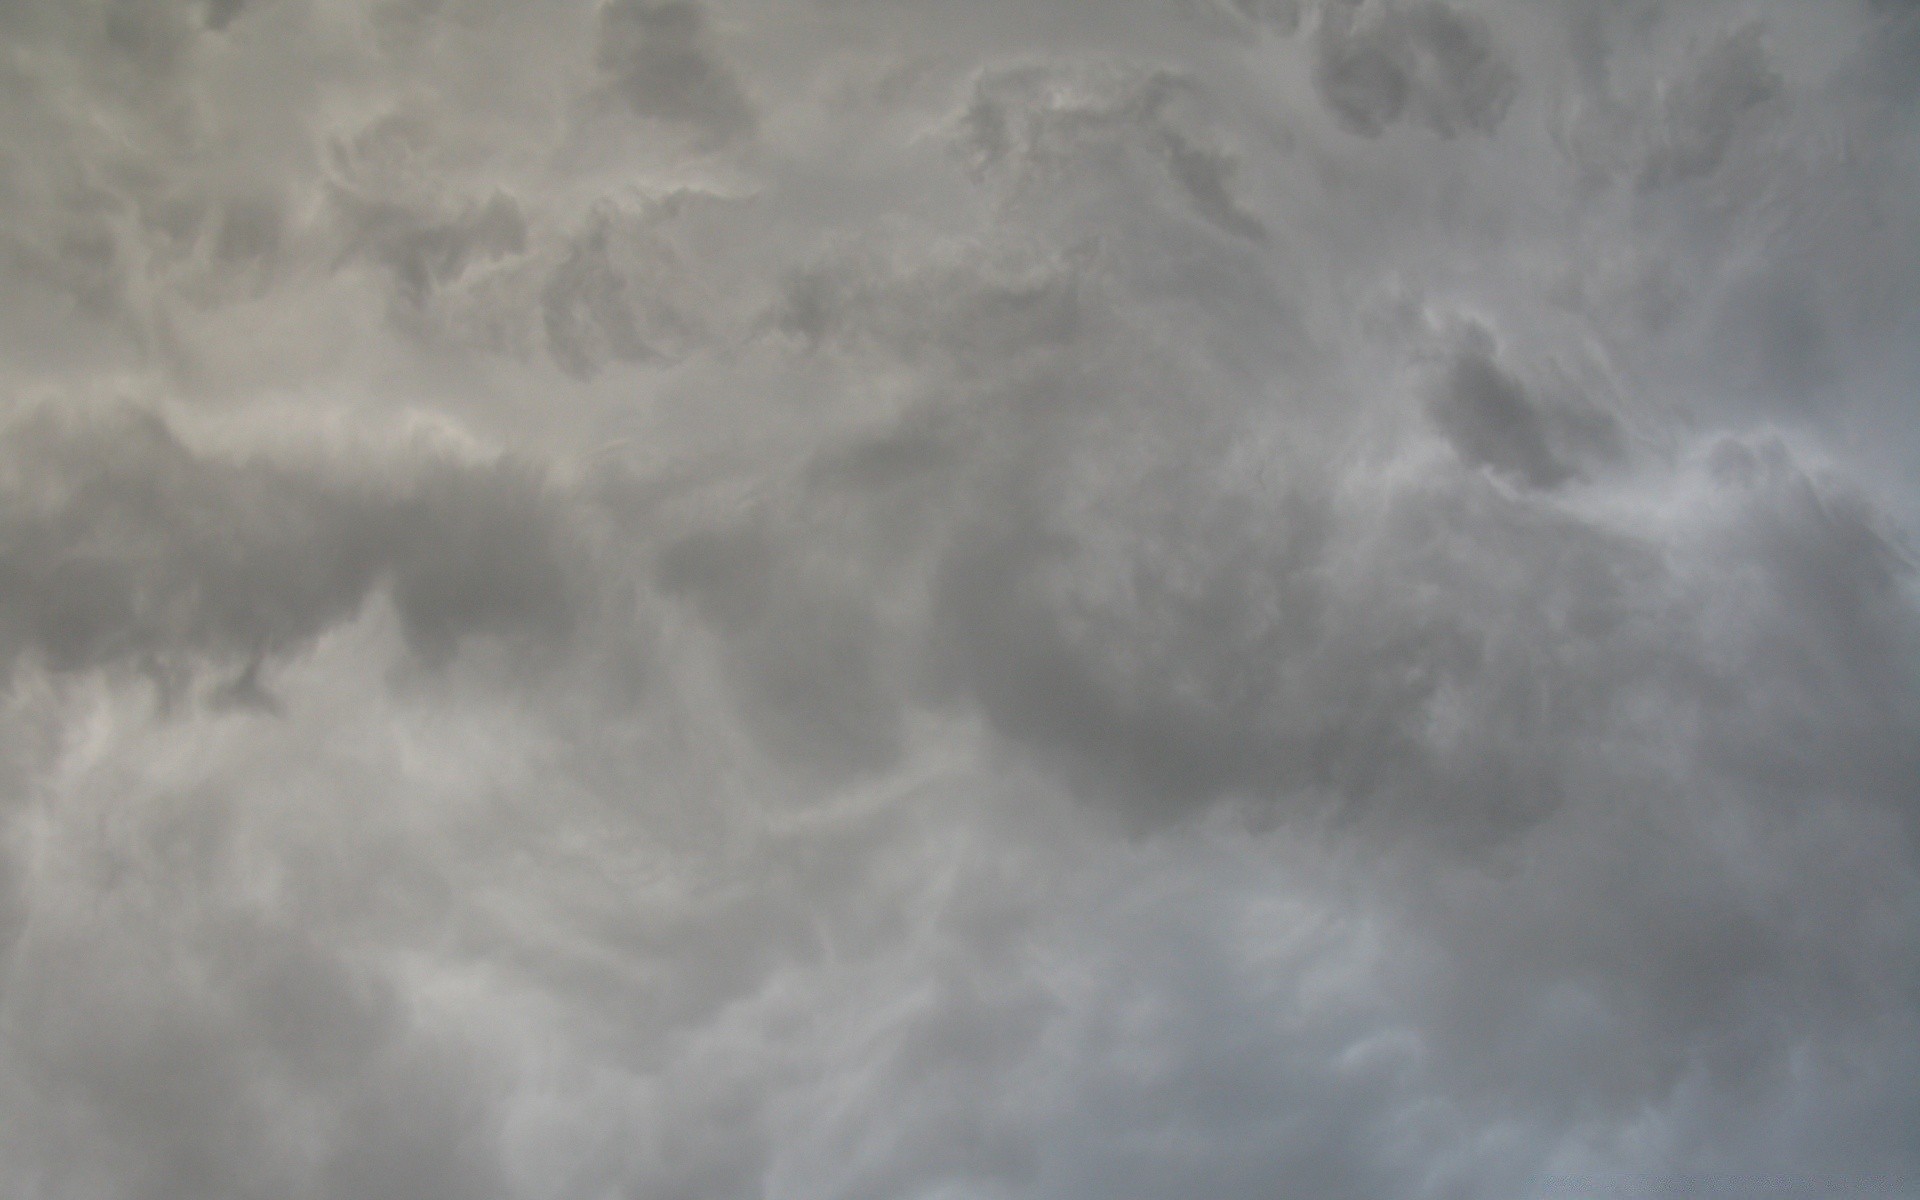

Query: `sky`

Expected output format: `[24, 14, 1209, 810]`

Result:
[0, 1, 1917, 1197]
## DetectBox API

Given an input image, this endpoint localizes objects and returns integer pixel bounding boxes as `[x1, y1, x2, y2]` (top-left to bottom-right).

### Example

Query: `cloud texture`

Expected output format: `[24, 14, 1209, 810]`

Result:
[0, 1, 1917, 1197]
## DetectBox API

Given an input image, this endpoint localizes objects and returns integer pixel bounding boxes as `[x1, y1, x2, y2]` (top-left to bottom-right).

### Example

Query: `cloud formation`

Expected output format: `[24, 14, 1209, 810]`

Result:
[1312, 0, 1518, 137]
[0, 404, 580, 681]
[597, 0, 757, 148]
[0, 1, 1916, 1198]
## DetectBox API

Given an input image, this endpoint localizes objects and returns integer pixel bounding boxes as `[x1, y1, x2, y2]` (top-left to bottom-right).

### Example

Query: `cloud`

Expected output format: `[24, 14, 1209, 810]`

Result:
[1312, 0, 1518, 138]
[1556, 19, 1782, 192]
[1423, 321, 1608, 489]
[539, 199, 723, 377]
[0, 403, 582, 685]
[1232, 0, 1306, 37]
[956, 62, 1269, 241]
[1638, 23, 1780, 190]
[596, 0, 756, 149]
[333, 184, 529, 312]
[0, 1, 1917, 1198]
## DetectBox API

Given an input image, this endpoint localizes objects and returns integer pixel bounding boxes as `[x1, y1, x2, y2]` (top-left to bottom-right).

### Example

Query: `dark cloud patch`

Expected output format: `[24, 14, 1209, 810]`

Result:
[211, 194, 281, 267]
[1428, 334, 1574, 489]
[1313, 1, 1517, 138]
[727, 593, 904, 778]
[28, 200, 129, 320]
[94, 0, 205, 94]
[926, 424, 1657, 845]
[657, 525, 777, 634]
[1388, 498, 1918, 1160]
[202, 0, 243, 32]
[1314, 6, 1413, 136]
[807, 424, 955, 494]
[324, 110, 538, 327]
[0, 404, 580, 687]
[379, 457, 582, 664]
[596, 0, 755, 149]
[1158, 129, 1269, 241]
[930, 505, 1332, 828]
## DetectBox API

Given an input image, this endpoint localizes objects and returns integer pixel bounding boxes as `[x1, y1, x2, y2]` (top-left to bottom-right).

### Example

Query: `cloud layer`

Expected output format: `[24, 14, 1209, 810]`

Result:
[0, 1, 1916, 1197]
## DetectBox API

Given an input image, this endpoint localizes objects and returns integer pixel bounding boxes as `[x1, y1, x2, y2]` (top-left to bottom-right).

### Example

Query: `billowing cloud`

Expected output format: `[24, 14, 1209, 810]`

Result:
[0, 1, 1916, 1198]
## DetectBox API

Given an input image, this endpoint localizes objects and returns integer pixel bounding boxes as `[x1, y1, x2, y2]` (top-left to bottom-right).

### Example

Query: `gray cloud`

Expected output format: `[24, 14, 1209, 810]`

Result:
[203, 0, 244, 32]
[957, 62, 1270, 242]
[1638, 23, 1780, 190]
[0, 403, 581, 686]
[0, 1, 1917, 1198]
[597, 0, 756, 148]
[1556, 18, 1782, 192]
[1313, 0, 1518, 138]
[541, 200, 722, 377]
[1420, 321, 1621, 489]
[333, 185, 529, 312]
[657, 520, 907, 776]
[1233, 0, 1306, 36]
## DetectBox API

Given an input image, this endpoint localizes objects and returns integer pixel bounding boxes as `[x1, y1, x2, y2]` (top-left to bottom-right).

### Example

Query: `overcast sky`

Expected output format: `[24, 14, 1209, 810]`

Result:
[0, 1, 1917, 1197]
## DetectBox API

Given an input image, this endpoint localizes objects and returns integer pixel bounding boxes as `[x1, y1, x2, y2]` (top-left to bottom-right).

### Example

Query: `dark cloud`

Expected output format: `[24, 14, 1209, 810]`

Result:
[597, 0, 755, 148]
[1313, 0, 1517, 138]
[926, 431, 1676, 845]
[0, 403, 580, 686]
[0, 2, 1917, 1198]
[1159, 129, 1269, 241]
[1427, 327, 1574, 488]
[203, 0, 243, 31]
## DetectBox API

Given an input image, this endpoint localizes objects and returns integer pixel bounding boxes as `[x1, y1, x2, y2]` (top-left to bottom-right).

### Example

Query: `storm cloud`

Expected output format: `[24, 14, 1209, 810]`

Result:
[0, 1, 1916, 1198]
